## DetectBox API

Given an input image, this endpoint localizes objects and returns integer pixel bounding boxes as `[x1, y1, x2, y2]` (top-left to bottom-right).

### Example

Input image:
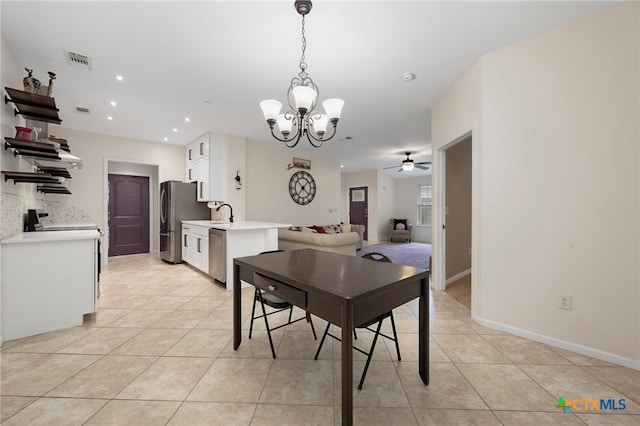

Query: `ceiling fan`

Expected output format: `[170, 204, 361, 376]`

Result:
[383, 152, 431, 172]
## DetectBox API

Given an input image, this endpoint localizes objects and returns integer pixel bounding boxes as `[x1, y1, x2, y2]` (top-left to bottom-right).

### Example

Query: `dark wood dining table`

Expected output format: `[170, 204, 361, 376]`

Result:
[233, 248, 429, 426]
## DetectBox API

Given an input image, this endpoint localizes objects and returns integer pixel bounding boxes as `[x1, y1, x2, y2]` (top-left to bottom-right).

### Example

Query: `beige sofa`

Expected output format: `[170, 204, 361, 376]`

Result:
[278, 224, 364, 256]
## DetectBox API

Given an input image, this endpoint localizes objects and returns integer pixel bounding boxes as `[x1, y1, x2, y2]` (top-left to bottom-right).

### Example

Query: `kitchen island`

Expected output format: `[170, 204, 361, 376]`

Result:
[181, 220, 291, 291]
[1, 229, 100, 343]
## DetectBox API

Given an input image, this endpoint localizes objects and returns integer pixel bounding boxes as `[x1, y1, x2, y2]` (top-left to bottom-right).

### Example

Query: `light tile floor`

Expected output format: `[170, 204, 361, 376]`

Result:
[1, 253, 638, 425]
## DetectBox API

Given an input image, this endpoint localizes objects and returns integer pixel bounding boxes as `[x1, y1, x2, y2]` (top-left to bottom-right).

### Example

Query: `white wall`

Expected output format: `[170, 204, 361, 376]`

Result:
[377, 171, 396, 242]
[1, 35, 41, 238]
[395, 175, 431, 243]
[246, 140, 342, 225]
[432, 3, 639, 366]
[51, 127, 185, 243]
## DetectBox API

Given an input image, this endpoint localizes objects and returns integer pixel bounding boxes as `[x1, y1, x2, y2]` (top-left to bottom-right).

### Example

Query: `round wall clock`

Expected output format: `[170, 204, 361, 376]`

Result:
[289, 170, 316, 205]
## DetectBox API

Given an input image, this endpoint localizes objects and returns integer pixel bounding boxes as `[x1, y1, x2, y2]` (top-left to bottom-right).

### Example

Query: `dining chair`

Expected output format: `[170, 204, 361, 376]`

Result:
[248, 250, 317, 358]
[313, 252, 402, 390]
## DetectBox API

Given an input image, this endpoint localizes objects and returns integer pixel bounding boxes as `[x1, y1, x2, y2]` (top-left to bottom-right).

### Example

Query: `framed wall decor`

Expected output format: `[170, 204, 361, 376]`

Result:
[293, 157, 311, 170]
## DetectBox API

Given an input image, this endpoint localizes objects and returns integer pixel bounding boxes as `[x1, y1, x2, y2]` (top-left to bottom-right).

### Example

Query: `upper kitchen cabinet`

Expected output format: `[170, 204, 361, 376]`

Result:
[185, 132, 246, 203]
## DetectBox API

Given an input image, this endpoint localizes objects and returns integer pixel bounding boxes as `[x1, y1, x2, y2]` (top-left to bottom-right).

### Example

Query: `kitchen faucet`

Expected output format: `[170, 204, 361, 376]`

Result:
[216, 203, 234, 223]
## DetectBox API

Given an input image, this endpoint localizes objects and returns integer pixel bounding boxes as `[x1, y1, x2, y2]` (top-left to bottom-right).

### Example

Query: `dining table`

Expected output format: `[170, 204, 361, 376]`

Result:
[233, 248, 429, 426]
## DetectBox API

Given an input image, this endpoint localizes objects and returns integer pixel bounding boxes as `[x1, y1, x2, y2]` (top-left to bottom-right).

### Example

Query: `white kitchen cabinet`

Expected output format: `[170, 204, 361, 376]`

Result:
[185, 132, 209, 183]
[184, 132, 246, 203]
[182, 223, 208, 273]
[1, 230, 100, 342]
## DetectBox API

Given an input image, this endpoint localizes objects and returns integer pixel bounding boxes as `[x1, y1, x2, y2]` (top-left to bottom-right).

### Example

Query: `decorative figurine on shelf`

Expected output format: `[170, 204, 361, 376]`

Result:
[46, 71, 56, 97]
[22, 68, 41, 95]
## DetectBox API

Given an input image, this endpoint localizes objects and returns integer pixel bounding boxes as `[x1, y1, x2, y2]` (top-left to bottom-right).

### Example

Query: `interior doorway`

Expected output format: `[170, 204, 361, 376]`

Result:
[108, 174, 150, 256]
[434, 130, 475, 314]
[349, 186, 368, 240]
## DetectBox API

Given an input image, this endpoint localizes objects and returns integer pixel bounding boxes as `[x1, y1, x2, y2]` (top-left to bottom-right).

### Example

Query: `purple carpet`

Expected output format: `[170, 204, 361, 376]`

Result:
[358, 242, 431, 270]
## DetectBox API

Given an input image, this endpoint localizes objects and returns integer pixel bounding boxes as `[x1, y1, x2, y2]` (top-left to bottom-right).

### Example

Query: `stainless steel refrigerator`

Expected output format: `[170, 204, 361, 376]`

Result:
[159, 181, 210, 263]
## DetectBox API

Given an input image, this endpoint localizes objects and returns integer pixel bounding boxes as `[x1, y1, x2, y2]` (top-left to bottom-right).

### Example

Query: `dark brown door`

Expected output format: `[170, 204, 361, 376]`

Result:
[108, 174, 150, 256]
[349, 186, 368, 240]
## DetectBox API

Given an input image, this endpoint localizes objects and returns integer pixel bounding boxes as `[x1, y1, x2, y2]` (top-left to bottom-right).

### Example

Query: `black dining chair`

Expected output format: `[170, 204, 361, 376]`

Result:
[248, 250, 317, 358]
[313, 252, 402, 390]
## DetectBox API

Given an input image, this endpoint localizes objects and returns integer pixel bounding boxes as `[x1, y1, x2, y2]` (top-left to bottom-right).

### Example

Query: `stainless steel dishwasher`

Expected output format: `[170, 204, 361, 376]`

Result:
[208, 228, 226, 284]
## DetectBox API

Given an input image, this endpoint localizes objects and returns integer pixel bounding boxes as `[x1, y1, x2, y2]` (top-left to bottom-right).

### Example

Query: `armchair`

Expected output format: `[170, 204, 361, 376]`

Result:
[389, 219, 412, 243]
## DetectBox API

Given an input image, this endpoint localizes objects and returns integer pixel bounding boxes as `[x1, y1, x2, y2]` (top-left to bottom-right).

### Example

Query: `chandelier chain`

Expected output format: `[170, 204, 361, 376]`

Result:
[299, 14, 307, 71]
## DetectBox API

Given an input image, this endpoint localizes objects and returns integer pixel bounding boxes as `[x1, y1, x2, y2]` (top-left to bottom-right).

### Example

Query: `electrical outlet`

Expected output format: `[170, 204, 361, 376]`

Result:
[559, 294, 572, 311]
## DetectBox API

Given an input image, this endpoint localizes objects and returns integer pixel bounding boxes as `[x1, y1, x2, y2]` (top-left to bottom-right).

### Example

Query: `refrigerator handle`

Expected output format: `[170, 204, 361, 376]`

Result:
[160, 187, 167, 224]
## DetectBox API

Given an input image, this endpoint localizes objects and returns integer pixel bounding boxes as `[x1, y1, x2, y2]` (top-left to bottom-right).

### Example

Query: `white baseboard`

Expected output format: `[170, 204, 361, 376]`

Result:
[445, 268, 471, 287]
[471, 313, 640, 371]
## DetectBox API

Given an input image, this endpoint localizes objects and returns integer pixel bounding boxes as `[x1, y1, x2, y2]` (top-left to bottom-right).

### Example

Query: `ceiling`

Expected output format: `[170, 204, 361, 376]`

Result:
[1, 1, 613, 177]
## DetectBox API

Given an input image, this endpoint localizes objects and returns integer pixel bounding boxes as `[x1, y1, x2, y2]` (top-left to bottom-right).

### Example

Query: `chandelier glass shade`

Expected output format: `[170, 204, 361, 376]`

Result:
[259, 0, 344, 148]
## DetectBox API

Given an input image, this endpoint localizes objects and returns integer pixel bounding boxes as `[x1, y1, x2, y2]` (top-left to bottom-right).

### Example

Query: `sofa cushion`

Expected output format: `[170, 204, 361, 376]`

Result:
[323, 224, 343, 234]
[313, 225, 327, 234]
[394, 219, 408, 230]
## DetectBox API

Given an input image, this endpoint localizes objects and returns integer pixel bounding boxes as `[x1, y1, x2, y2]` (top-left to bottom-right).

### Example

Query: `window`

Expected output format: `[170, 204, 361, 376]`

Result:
[418, 184, 432, 226]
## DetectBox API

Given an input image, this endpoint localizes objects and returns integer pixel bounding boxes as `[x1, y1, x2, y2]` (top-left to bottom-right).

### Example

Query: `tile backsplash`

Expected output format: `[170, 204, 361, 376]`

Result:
[0, 192, 93, 239]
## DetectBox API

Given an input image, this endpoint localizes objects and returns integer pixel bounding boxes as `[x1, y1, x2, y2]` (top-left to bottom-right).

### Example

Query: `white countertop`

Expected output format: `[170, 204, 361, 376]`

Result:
[182, 220, 292, 231]
[2, 229, 100, 244]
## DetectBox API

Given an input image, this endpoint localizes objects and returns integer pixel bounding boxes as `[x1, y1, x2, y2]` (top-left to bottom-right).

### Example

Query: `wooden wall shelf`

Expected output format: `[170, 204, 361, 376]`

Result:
[36, 165, 72, 179]
[2, 170, 60, 184]
[4, 87, 62, 124]
[37, 185, 72, 195]
[4, 138, 60, 161]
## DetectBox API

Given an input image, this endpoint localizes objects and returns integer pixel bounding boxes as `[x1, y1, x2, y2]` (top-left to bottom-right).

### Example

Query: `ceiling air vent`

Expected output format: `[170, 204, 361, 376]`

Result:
[74, 106, 91, 115]
[64, 50, 92, 70]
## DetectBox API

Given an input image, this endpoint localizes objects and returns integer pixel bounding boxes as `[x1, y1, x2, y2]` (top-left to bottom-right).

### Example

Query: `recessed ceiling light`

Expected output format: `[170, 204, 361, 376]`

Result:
[107, 116, 113, 120]
[402, 72, 416, 81]
[163, 137, 168, 141]
[115, 75, 123, 81]
[110, 101, 117, 106]
[340, 165, 344, 168]
[185, 117, 190, 122]
[173, 128, 178, 132]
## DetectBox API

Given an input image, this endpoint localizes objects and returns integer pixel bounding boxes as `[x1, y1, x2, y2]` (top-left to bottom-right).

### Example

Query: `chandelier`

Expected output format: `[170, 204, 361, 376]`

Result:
[259, 0, 344, 148]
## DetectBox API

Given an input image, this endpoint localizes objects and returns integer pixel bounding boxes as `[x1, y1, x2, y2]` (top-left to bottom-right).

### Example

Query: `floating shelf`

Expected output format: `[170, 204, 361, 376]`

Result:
[37, 185, 71, 195]
[48, 136, 70, 152]
[36, 165, 72, 179]
[5, 137, 61, 159]
[2, 170, 60, 184]
[4, 87, 61, 124]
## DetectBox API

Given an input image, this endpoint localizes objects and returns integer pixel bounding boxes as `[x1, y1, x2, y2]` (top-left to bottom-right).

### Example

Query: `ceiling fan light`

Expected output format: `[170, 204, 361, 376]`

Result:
[322, 98, 344, 120]
[292, 86, 317, 113]
[259, 99, 282, 122]
[402, 162, 414, 172]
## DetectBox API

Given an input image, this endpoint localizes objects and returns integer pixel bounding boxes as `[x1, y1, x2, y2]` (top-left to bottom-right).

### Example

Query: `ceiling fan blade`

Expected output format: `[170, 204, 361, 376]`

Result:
[415, 161, 431, 166]
[383, 166, 399, 170]
[415, 165, 430, 170]
[397, 168, 403, 172]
